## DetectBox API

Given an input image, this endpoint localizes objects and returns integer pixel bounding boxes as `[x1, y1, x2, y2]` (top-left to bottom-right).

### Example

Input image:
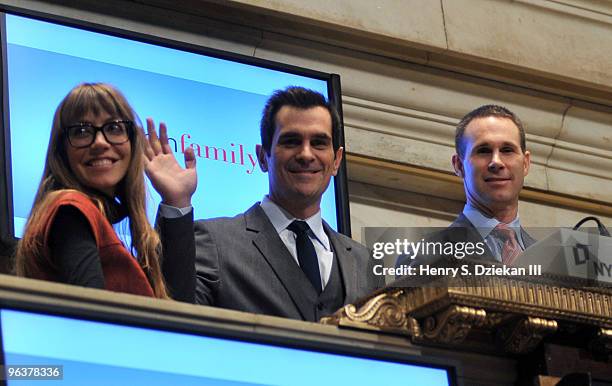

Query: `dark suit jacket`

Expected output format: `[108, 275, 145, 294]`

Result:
[194, 203, 383, 321]
[396, 213, 537, 267]
[449, 213, 536, 259]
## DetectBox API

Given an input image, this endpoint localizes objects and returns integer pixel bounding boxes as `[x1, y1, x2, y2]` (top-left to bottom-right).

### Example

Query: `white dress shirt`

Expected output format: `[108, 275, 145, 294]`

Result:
[259, 196, 333, 289]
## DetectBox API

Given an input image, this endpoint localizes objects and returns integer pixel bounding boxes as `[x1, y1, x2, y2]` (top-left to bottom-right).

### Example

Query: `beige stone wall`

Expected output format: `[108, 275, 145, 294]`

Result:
[349, 181, 612, 242]
[222, 0, 612, 99]
[2, 0, 611, 237]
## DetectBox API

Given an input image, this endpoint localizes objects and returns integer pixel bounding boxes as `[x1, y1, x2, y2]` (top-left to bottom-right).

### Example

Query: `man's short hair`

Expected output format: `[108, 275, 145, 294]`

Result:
[260, 86, 340, 154]
[455, 104, 526, 159]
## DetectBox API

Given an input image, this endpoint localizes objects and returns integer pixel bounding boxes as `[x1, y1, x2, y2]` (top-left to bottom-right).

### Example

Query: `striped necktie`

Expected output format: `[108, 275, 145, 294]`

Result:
[492, 223, 522, 265]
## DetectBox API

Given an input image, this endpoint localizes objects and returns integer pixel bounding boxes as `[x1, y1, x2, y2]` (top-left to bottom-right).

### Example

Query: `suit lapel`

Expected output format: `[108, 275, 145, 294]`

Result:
[451, 213, 497, 261]
[521, 227, 537, 248]
[324, 222, 356, 303]
[245, 204, 316, 321]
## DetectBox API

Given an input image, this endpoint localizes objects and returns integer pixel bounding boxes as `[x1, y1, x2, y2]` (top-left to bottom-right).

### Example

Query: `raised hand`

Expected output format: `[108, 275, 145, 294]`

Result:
[142, 118, 197, 208]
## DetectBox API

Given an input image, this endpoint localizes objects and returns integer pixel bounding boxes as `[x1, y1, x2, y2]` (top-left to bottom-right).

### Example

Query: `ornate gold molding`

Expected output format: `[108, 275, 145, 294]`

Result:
[320, 289, 418, 335]
[498, 317, 558, 354]
[393, 276, 612, 328]
[589, 327, 612, 354]
[418, 305, 486, 345]
[322, 275, 612, 355]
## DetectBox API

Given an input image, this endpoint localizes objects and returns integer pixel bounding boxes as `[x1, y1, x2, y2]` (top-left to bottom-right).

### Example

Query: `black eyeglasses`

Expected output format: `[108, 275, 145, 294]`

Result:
[63, 120, 133, 148]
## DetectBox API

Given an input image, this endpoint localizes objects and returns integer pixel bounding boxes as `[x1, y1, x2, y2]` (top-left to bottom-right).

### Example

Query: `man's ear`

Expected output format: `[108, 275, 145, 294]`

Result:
[331, 147, 344, 176]
[452, 154, 464, 178]
[256, 144, 268, 172]
[523, 150, 531, 177]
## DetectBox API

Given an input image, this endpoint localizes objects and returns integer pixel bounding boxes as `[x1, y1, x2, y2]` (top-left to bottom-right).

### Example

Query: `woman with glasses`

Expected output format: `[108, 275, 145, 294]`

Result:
[15, 83, 197, 302]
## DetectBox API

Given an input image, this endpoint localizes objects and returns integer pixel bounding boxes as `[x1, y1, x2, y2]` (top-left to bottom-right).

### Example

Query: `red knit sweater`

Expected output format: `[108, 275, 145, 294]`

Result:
[28, 191, 154, 297]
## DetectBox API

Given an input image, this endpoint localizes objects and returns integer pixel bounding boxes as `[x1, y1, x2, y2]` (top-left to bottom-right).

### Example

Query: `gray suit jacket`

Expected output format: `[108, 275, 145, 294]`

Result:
[396, 213, 537, 267]
[449, 213, 536, 260]
[194, 203, 383, 321]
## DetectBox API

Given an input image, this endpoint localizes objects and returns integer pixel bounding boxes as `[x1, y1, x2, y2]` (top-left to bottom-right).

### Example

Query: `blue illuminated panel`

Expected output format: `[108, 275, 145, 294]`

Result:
[1, 309, 451, 386]
[4, 14, 337, 237]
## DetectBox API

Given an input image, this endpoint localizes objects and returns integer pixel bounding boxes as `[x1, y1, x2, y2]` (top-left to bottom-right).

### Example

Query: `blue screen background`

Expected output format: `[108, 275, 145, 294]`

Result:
[1, 309, 451, 386]
[5, 14, 338, 237]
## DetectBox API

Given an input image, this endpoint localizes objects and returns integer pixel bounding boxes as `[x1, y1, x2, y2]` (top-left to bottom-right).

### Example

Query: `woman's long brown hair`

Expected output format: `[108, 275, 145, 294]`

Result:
[15, 83, 169, 298]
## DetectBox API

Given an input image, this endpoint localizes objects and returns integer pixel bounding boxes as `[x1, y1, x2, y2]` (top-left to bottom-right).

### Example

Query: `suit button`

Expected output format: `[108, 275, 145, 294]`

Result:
[317, 302, 324, 310]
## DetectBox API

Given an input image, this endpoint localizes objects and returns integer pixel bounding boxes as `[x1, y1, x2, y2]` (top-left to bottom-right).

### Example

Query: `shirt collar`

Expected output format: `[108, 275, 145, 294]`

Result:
[260, 196, 329, 249]
[462, 203, 522, 241]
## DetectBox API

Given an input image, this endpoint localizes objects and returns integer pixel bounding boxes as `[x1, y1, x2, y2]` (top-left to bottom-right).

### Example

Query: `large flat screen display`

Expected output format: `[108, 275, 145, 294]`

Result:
[2, 13, 342, 240]
[1, 308, 453, 385]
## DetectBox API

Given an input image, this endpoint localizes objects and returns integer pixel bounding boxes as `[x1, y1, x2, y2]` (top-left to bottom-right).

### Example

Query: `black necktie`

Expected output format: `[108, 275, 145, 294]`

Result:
[287, 220, 322, 294]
